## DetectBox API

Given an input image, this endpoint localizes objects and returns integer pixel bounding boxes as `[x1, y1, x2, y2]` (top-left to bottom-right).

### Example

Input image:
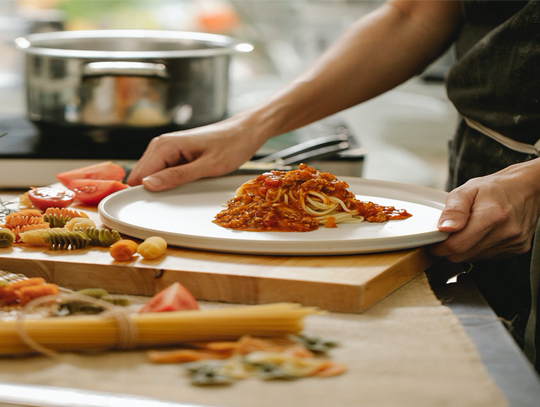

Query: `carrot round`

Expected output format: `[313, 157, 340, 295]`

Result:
[109, 239, 139, 261]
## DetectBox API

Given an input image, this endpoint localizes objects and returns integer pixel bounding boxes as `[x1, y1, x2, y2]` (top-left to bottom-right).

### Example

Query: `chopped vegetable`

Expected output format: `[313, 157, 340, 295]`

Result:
[184, 360, 236, 386]
[138, 282, 199, 313]
[289, 334, 339, 354]
[56, 161, 126, 188]
[69, 179, 128, 206]
[27, 187, 75, 211]
[148, 335, 347, 386]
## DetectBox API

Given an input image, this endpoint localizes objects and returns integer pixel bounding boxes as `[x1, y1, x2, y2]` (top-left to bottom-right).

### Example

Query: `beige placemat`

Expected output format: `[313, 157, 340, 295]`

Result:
[0, 274, 508, 407]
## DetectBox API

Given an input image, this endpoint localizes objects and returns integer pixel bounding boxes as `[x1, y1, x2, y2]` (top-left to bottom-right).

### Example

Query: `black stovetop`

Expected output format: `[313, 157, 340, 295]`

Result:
[0, 116, 171, 160]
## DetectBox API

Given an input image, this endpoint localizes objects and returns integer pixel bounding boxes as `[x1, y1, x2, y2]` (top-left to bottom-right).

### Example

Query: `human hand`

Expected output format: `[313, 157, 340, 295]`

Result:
[430, 159, 540, 262]
[126, 116, 267, 191]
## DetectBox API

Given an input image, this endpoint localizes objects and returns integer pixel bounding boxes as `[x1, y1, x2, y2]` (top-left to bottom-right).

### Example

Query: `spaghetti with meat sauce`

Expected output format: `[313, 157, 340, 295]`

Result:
[213, 164, 412, 232]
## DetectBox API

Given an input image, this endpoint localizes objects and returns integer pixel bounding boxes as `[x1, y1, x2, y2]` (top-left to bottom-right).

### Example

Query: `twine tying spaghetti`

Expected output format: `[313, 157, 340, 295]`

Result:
[16, 292, 139, 357]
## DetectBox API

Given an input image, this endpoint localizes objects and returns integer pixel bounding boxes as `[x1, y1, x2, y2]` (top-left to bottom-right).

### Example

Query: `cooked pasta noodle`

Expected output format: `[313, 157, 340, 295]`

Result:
[64, 217, 96, 231]
[214, 164, 412, 232]
[0, 228, 15, 248]
[4, 209, 42, 220]
[43, 209, 88, 228]
[44, 207, 89, 220]
[83, 227, 122, 247]
[18, 229, 49, 246]
[110, 239, 139, 261]
[42, 229, 90, 250]
[3, 214, 45, 228]
[137, 236, 167, 259]
[9, 223, 50, 242]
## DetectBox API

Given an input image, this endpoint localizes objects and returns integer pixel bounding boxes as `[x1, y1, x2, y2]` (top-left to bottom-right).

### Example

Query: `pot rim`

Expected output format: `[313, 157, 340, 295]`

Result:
[14, 29, 253, 59]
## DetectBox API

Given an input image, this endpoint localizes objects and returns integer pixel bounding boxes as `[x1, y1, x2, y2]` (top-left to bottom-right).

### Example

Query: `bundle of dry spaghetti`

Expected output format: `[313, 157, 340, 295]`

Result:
[0, 302, 320, 356]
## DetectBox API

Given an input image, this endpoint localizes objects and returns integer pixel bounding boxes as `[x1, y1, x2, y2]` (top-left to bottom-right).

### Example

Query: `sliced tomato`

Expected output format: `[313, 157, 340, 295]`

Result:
[27, 187, 76, 211]
[68, 179, 128, 206]
[138, 282, 199, 313]
[56, 161, 126, 188]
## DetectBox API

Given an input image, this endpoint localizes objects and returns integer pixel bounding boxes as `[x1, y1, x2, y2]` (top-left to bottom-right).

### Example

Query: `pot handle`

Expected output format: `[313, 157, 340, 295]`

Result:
[83, 61, 169, 79]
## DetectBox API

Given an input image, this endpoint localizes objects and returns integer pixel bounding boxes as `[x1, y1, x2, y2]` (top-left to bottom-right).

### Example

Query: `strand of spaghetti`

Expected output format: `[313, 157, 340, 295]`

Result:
[307, 191, 332, 206]
[305, 195, 338, 213]
[305, 203, 339, 217]
[328, 196, 357, 212]
[283, 192, 289, 205]
[306, 191, 359, 217]
[268, 188, 285, 204]
[305, 195, 334, 211]
[302, 196, 338, 216]
[287, 190, 298, 203]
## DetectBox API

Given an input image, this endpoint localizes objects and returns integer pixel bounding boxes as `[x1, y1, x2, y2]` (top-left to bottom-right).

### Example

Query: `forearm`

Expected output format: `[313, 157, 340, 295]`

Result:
[239, 0, 462, 141]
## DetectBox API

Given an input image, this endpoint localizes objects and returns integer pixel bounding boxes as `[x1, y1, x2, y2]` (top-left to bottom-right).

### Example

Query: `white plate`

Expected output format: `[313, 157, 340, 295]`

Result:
[98, 175, 448, 255]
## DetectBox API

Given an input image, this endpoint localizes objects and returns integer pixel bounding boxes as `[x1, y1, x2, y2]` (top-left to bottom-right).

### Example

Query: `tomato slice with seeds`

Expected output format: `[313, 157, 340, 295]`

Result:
[68, 179, 128, 206]
[56, 161, 126, 188]
[27, 187, 76, 211]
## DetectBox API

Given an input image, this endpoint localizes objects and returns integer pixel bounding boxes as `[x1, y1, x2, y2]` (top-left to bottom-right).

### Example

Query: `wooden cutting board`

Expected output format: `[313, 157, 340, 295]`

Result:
[0, 197, 439, 314]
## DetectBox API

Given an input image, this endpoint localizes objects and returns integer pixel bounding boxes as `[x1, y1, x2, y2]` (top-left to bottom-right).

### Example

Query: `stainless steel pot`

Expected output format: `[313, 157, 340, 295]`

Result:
[14, 30, 252, 133]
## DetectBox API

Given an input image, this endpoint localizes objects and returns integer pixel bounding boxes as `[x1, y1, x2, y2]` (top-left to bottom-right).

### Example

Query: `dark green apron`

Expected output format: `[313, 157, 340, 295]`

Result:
[445, 0, 540, 370]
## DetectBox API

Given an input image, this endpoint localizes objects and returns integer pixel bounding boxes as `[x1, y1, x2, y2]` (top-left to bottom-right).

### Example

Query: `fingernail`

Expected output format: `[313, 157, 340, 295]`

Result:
[440, 220, 458, 228]
[142, 176, 163, 189]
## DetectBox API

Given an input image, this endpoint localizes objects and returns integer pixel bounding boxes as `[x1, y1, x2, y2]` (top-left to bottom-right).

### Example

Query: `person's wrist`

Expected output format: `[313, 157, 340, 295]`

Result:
[229, 104, 284, 146]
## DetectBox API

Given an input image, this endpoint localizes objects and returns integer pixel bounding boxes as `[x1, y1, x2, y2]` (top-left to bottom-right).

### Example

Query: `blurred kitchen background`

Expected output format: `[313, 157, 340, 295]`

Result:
[0, 0, 458, 190]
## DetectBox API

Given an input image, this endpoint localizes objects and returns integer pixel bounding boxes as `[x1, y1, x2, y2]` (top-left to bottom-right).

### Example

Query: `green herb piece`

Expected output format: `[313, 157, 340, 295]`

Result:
[249, 362, 297, 381]
[289, 334, 339, 354]
[183, 361, 235, 386]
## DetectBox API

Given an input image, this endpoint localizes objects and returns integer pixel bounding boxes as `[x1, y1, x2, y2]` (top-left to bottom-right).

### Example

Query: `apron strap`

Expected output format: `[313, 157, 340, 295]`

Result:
[464, 117, 540, 156]
[465, 117, 540, 367]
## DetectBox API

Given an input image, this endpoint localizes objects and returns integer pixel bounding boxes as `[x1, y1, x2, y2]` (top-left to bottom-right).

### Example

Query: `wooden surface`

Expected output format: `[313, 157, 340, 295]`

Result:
[0, 192, 439, 314]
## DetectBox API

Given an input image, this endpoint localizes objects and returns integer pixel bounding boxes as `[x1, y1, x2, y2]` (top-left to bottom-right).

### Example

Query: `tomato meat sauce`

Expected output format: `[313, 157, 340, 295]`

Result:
[213, 164, 412, 232]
